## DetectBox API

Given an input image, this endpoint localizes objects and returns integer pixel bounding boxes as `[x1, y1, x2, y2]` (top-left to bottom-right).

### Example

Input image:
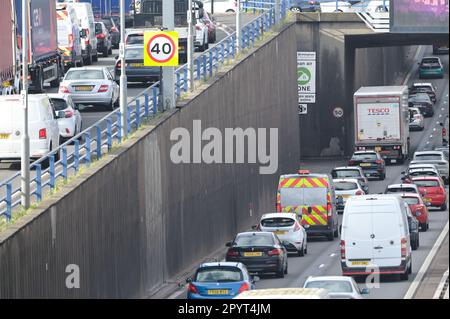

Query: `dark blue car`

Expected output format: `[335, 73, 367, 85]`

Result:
[115, 44, 160, 84]
[186, 262, 257, 299]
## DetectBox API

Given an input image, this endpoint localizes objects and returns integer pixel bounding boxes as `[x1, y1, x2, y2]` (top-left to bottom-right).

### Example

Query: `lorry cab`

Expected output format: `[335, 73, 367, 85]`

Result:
[67, 1, 98, 65]
[340, 195, 412, 280]
[276, 170, 339, 241]
[56, 3, 83, 70]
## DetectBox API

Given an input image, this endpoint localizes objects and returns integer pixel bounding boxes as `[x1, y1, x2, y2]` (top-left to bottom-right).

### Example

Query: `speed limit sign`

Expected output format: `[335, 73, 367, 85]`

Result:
[144, 31, 179, 66]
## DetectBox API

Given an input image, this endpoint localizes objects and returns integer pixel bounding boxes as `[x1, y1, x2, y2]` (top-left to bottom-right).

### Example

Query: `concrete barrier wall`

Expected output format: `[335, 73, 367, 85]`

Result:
[0, 23, 299, 298]
[296, 14, 419, 158]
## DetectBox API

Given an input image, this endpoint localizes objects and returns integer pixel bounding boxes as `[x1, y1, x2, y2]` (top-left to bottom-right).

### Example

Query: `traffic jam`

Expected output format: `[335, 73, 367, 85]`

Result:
[0, 0, 449, 300]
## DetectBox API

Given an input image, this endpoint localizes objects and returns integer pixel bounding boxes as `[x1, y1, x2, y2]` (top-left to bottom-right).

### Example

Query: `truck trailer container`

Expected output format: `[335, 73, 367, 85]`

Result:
[354, 86, 410, 164]
[0, 0, 17, 95]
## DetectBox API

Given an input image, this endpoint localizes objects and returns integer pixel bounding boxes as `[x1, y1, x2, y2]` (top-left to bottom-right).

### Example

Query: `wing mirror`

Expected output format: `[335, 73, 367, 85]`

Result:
[251, 275, 260, 283]
[425, 201, 432, 207]
[251, 224, 259, 230]
[186, 277, 192, 283]
[56, 110, 65, 119]
[225, 241, 233, 247]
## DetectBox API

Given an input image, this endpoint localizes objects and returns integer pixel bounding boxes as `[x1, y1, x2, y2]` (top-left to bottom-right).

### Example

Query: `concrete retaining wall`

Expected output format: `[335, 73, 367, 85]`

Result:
[0, 23, 299, 298]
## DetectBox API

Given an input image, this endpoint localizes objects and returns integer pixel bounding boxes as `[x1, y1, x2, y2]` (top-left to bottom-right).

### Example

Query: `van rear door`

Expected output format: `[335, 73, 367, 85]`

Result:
[0, 98, 21, 154]
[345, 211, 373, 266]
[372, 210, 402, 267]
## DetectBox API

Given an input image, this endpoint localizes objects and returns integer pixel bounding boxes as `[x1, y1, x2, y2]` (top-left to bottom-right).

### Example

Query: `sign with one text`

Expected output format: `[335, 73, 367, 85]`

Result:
[297, 52, 316, 104]
[144, 31, 179, 66]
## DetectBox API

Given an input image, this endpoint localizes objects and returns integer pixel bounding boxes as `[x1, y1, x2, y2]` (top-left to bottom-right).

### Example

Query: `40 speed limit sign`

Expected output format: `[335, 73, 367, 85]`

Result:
[144, 31, 179, 66]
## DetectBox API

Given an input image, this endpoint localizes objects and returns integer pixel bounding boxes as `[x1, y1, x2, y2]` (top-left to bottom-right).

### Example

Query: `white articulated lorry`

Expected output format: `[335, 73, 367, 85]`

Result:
[354, 86, 410, 164]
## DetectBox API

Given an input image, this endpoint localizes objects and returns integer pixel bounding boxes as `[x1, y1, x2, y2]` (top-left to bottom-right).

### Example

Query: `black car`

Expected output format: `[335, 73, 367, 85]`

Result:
[348, 151, 386, 180]
[225, 232, 288, 278]
[409, 93, 434, 117]
[409, 83, 437, 103]
[115, 44, 160, 84]
[406, 206, 420, 250]
[95, 22, 112, 57]
[289, 0, 320, 12]
[102, 16, 120, 49]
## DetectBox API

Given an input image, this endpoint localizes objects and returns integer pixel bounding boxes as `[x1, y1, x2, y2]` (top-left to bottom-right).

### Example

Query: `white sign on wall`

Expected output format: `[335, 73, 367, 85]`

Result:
[297, 52, 316, 104]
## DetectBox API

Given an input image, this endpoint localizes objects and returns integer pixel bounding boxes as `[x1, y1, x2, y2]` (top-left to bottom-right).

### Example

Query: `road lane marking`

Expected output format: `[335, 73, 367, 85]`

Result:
[330, 253, 336, 257]
[404, 221, 449, 299]
[433, 268, 449, 299]
[319, 264, 325, 268]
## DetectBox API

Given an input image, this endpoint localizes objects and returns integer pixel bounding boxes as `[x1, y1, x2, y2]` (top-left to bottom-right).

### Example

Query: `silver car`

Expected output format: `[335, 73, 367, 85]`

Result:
[59, 66, 119, 111]
[411, 151, 449, 184]
[48, 93, 83, 142]
[409, 107, 425, 131]
[303, 276, 369, 299]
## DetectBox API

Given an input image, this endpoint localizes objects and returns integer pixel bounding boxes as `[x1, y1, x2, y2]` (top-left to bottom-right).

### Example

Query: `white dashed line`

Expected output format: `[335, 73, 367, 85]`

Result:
[330, 253, 336, 257]
[433, 128, 437, 131]
[319, 264, 325, 269]
[426, 141, 430, 144]
[430, 135, 434, 138]
[439, 114, 443, 118]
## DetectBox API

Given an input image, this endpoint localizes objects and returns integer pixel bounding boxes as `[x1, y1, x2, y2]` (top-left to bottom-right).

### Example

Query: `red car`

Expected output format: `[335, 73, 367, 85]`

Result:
[411, 177, 447, 211]
[400, 193, 430, 231]
[201, 11, 217, 43]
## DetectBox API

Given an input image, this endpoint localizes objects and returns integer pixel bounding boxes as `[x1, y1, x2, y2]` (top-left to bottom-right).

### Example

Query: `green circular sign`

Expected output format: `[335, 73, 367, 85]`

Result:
[298, 67, 311, 86]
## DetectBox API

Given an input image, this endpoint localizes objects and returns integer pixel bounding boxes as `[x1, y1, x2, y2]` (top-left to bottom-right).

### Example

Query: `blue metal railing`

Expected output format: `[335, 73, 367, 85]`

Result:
[0, 2, 288, 222]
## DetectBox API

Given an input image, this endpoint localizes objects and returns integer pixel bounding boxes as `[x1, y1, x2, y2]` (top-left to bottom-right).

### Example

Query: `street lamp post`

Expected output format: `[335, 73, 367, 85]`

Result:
[119, 0, 128, 138]
[21, 0, 30, 209]
[187, 0, 194, 91]
[236, 0, 240, 53]
[162, 0, 175, 109]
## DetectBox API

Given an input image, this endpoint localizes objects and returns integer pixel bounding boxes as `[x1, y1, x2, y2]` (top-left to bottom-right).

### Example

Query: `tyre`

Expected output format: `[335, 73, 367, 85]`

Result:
[108, 47, 112, 55]
[103, 48, 108, 57]
[400, 269, 409, 281]
[420, 223, 428, 232]
[93, 53, 98, 62]
[411, 238, 418, 250]
[107, 99, 115, 111]
[409, 262, 412, 274]
[85, 54, 92, 65]
[298, 243, 305, 257]
[327, 232, 334, 241]
[284, 262, 288, 275]
[380, 172, 386, 180]
[276, 267, 285, 278]
[440, 203, 447, 211]
[334, 224, 339, 238]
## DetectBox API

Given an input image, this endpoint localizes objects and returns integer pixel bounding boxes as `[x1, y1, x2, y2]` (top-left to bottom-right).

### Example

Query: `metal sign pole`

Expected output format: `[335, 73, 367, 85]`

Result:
[187, 0, 194, 91]
[21, 0, 30, 209]
[119, 0, 128, 138]
[162, 0, 175, 109]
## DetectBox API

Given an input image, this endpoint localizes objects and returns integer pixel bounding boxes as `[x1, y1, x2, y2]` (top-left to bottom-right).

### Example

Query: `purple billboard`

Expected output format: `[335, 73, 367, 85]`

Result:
[390, 0, 449, 33]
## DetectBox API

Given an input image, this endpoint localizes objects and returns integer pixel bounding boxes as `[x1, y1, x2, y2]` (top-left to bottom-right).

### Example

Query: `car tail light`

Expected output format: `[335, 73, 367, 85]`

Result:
[188, 283, 199, 294]
[59, 86, 69, 93]
[97, 33, 106, 39]
[268, 249, 281, 256]
[401, 237, 407, 258]
[226, 249, 239, 257]
[237, 282, 250, 294]
[375, 159, 383, 164]
[196, 25, 202, 31]
[294, 222, 301, 232]
[116, 61, 121, 68]
[340, 240, 346, 261]
[98, 85, 109, 93]
[355, 190, 364, 195]
[443, 128, 446, 138]
[327, 202, 332, 217]
[111, 26, 119, 32]
[64, 110, 74, 118]
[39, 128, 47, 139]
[68, 34, 74, 47]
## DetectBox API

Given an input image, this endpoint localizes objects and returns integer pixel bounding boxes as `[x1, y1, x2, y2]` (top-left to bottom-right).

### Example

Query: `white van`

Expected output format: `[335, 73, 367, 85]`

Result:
[56, 3, 83, 70]
[340, 195, 412, 280]
[234, 288, 330, 299]
[0, 95, 61, 161]
[202, 0, 237, 13]
[67, 2, 98, 65]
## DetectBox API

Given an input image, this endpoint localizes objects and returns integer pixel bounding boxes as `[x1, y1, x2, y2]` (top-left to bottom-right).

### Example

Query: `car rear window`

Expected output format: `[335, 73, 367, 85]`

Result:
[409, 95, 431, 103]
[414, 154, 442, 161]
[126, 34, 143, 44]
[65, 70, 105, 80]
[332, 169, 360, 178]
[305, 281, 353, 293]
[403, 197, 420, 205]
[234, 234, 274, 247]
[95, 23, 102, 34]
[409, 170, 437, 177]
[49, 98, 68, 111]
[334, 181, 358, 191]
[280, 187, 328, 207]
[125, 48, 144, 60]
[386, 187, 417, 193]
[352, 153, 377, 160]
[261, 217, 295, 228]
[195, 267, 243, 282]
[413, 180, 440, 187]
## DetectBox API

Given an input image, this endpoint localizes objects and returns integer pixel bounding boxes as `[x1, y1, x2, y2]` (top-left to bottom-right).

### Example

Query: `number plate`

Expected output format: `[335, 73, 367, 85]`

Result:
[360, 163, 371, 167]
[75, 85, 94, 91]
[274, 231, 286, 235]
[0, 133, 10, 139]
[243, 252, 262, 257]
[207, 289, 229, 295]
[351, 261, 369, 266]
[130, 63, 143, 67]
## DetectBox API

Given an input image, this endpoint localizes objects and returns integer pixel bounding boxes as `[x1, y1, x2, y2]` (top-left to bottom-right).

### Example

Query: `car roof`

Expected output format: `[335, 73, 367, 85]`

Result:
[409, 167, 437, 172]
[412, 82, 433, 87]
[67, 66, 107, 71]
[47, 93, 70, 100]
[305, 276, 353, 282]
[400, 193, 421, 198]
[415, 150, 443, 155]
[346, 194, 403, 202]
[354, 150, 377, 154]
[422, 56, 440, 60]
[333, 166, 362, 171]
[280, 173, 329, 179]
[387, 183, 418, 188]
[199, 262, 243, 269]
[409, 163, 437, 168]
[333, 178, 360, 184]
[261, 212, 296, 219]
[235, 288, 329, 299]
[0, 94, 48, 102]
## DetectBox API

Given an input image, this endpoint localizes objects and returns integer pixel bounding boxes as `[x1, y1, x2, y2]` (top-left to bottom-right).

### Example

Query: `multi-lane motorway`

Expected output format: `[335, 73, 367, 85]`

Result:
[170, 46, 449, 299]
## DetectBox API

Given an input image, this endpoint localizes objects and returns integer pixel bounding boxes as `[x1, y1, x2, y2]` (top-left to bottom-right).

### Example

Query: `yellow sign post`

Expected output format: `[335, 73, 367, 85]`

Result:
[144, 31, 179, 67]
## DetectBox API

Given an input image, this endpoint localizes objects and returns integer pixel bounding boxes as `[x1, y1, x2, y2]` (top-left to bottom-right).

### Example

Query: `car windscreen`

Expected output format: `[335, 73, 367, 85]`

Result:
[386, 187, 417, 193]
[409, 95, 431, 103]
[125, 47, 144, 60]
[352, 153, 377, 160]
[261, 217, 295, 228]
[234, 234, 274, 247]
[334, 181, 358, 191]
[305, 281, 353, 293]
[65, 70, 105, 80]
[411, 87, 432, 94]
[280, 187, 327, 207]
[195, 267, 243, 283]
[414, 154, 442, 161]
[126, 34, 143, 44]
[413, 180, 440, 187]
[421, 59, 440, 67]
[332, 169, 361, 178]
[49, 98, 69, 111]
[403, 197, 420, 205]
[95, 23, 102, 34]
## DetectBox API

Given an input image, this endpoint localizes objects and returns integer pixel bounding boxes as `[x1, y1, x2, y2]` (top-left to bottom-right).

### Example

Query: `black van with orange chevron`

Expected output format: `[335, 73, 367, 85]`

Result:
[276, 170, 339, 241]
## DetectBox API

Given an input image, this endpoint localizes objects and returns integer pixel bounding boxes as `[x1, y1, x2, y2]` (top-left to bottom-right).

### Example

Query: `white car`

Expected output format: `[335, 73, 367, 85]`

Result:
[333, 178, 365, 213]
[331, 166, 369, 193]
[320, 1, 354, 12]
[385, 183, 420, 195]
[202, 0, 237, 13]
[195, 19, 210, 52]
[256, 212, 307, 257]
[59, 66, 120, 111]
[0, 94, 61, 162]
[47, 94, 83, 142]
[352, 0, 389, 13]
[409, 107, 425, 131]
[303, 276, 369, 299]
[411, 151, 449, 183]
